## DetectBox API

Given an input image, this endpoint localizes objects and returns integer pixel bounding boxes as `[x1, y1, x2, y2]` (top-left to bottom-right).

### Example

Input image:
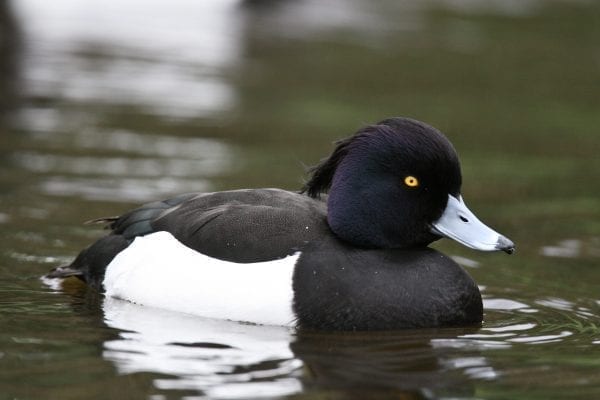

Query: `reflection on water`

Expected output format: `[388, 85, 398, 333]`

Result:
[102, 297, 485, 399]
[97, 291, 600, 399]
[541, 238, 600, 259]
[484, 298, 531, 311]
[11, 128, 233, 202]
[8, 0, 241, 203]
[0, 1, 21, 126]
[13, 129, 232, 202]
[103, 298, 302, 398]
[13, 0, 241, 119]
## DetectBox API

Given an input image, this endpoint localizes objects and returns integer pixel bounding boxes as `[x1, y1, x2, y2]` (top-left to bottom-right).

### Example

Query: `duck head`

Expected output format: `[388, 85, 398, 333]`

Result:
[303, 117, 514, 253]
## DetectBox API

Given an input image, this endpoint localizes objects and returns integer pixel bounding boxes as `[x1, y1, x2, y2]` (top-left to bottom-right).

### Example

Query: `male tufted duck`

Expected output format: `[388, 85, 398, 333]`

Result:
[48, 117, 514, 330]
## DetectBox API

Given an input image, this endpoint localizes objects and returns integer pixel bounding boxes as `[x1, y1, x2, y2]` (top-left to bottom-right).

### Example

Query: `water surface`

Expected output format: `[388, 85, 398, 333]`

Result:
[1, 0, 600, 399]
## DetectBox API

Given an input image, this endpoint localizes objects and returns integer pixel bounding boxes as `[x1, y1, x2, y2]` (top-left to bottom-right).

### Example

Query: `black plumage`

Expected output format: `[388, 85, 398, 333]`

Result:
[48, 116, 510, 330]
[293, 236, 482, 330]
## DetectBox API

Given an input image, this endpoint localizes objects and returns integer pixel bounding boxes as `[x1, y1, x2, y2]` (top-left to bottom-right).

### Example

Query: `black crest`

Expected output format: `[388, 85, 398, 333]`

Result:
[302, 123, 388, 198]
[301, 133, 357, 198]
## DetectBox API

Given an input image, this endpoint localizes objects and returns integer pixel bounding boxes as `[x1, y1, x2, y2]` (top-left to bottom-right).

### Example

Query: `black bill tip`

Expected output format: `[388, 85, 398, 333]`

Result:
[497, 235, 515, 255]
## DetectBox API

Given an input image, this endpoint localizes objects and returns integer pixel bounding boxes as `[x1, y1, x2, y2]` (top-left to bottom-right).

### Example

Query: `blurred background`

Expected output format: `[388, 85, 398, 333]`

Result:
[0, 0, 599, 399]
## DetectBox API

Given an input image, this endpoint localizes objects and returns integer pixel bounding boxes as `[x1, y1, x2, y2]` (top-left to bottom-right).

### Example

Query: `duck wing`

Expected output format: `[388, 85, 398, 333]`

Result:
[111, 188, 329, 263]
[49, 189, 328, 289]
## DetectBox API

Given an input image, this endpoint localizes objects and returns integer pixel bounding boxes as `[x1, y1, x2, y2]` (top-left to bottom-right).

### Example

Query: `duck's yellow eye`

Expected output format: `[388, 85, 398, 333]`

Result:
[404, 176, 419, 187]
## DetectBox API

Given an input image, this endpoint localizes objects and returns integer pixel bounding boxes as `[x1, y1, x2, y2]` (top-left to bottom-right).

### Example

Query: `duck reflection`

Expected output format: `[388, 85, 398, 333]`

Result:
[99, 297, 490, 399]
[101, 297, 303, 398]
[292, 328, 482, 399]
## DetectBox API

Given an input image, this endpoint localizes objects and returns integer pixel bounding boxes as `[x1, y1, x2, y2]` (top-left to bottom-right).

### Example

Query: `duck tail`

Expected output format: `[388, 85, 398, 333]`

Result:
[45, 235, 131, 290]
[45, 264, 83, 279]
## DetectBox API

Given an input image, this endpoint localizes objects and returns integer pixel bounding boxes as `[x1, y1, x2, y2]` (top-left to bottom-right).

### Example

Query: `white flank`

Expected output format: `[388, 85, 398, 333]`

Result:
[103, 231, 299, 326]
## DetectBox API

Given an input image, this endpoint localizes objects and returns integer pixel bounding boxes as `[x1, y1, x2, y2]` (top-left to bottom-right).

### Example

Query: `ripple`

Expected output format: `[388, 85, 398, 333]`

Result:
[450, 255, 480, 268]
[9, 252, 64, 264]
[540, 238, 600, 259]
[0, 213, 9, 223]
[69, 129, 231, 159]
[431, 338, 511, 350]
[508, 330, 573, 344]
[485, 323, 537, 333]
[14, 131, 233, 202]
[461, 332, 515, 339]
[443, 356, 487, 369]
[40, 176, 210, 202]
[483, 298, 531, 311]
[463, 366, 499, 380]
[541, 239, 581, 258]
[16, 152, 228, 177]
[536, 297, 575, 312]
[197, 378, 303, 399]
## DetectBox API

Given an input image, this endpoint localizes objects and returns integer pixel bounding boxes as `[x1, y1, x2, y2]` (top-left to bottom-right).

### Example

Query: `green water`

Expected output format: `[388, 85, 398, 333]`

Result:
[1, 1, 599, 399]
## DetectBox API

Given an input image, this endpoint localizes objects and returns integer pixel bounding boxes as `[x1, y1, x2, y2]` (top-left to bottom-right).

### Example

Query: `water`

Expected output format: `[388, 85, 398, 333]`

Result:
[1, 0, 600, 398]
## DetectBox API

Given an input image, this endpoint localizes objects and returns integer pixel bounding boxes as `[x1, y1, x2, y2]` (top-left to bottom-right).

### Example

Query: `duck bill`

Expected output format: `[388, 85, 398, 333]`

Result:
[431, 195, 515, 254]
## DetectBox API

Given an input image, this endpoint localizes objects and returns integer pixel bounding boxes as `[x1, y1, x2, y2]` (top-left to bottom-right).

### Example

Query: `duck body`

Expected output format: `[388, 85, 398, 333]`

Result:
[49, 117, 513, 331]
